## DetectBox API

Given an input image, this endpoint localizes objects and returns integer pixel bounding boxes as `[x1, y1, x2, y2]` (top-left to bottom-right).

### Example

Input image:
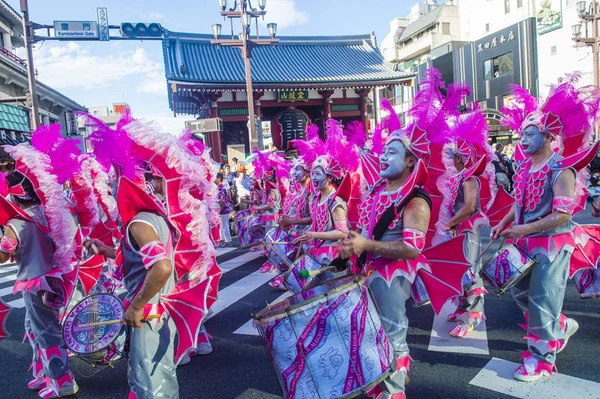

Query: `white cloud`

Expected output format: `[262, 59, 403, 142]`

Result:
[136, 112, 189, 135]
[141, 11, 165, 20]
[33, 42, 165, 95]
[260, 0, 309, 30]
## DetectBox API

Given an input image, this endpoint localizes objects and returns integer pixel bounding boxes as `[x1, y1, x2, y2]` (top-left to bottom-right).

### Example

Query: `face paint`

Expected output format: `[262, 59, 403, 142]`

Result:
[521, 125, 546, 155]
[292, 166, 308, 183]
[311, 166, 328, 191]
[380, 140, 407, 179]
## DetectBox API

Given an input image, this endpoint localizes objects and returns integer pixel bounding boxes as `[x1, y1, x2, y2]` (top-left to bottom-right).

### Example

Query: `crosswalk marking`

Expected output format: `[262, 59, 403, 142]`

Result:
[234, 291, 292, 336]
[0, 273, 17, 285]
[0, 265, 18, 274]
[216, 247, 236, 256]
[469, 358, 600, 398]
[428, 301, 489, 355]
[219, 252, 263, 274]
[207, 269, 276, 320]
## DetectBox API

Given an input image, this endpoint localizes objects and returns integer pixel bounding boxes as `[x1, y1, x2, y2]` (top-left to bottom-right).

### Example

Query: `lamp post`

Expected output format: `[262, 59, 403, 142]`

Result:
[212, 0, 279, 152]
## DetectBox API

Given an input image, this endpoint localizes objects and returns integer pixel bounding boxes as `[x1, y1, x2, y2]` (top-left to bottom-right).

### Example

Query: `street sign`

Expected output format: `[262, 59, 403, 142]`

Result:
[185, 118, 223, 133]
[53, 21, 98, 39]
[97, 8, 109, 41]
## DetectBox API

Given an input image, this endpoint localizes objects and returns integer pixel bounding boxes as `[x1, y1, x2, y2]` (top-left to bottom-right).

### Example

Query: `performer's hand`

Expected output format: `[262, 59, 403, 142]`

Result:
[500, 225, 528, 240]
[279, 216, 291, 228]
[293, 232, 314, 245]
[341, 231, 367, 258]
[83, 239, 109, 257]
[490, 224, 505, 241]
[123, 306, 144, 328]
[592, 201, 600, 217]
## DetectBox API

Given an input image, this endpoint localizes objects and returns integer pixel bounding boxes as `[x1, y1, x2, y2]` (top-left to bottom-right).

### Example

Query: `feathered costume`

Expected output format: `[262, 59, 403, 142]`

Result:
[499, 73, 600, 380]
[434, 104, 495, 337]
[355, 68, 471, 398]
[0, 125, 80, 398]
[86, 112, 220, 398]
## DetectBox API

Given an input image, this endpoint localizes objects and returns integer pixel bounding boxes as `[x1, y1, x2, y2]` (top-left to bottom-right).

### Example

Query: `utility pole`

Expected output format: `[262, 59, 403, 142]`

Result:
[20, 0, 40, 130]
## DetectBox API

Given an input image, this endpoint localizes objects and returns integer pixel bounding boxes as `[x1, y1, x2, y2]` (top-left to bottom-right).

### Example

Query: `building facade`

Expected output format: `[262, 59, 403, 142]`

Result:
[0, 0, 85, 141]
[162, 31, 412, 163]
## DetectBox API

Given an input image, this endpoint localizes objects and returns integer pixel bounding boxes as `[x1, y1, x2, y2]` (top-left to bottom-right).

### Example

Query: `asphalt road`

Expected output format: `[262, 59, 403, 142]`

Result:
[0, 211, 599, 398]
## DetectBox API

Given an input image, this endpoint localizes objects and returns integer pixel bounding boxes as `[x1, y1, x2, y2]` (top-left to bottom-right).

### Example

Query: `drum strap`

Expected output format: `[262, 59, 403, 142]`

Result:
[357, 188, 431, 268]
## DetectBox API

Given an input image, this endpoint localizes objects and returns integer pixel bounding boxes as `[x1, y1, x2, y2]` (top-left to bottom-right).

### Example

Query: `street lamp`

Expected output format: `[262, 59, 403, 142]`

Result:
[211, 0, 279, 151]
[572, 0, 600, 138]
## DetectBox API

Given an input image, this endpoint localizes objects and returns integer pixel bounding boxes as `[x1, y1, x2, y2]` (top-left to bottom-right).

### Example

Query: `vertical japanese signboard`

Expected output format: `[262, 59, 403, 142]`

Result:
[97, 7, 110, 41]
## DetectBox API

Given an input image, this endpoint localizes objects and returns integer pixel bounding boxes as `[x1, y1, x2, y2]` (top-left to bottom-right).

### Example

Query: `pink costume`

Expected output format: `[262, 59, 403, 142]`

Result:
[499, 74, 600, 381]
[0, 126, 81, 398]
[86, 114, 220, 398]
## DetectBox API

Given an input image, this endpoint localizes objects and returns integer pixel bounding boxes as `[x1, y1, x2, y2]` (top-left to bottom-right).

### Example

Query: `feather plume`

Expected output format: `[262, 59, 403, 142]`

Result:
[380, 98, 401, 133]
[500, 84, 538, 133]
[31, 124, 82, 184]
[305, 124, 320, 141]
[371, 122, 385, 155]
[344, 121, 367, 149]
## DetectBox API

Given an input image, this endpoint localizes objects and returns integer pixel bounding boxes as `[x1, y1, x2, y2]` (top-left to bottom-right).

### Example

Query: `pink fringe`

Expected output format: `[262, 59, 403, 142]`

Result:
[81, 156, 117, 222]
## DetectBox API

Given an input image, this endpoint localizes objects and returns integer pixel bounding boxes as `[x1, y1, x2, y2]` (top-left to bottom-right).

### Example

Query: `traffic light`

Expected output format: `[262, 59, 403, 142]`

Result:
[120, 23, 163, 38]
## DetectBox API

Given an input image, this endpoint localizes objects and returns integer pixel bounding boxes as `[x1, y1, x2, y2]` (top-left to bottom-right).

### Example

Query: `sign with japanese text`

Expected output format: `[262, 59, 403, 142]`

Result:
[53, 21, 99, 39]
[537, 0, 562, 35]
[477, 31, 516, 53]
[97, 8, 110, 41]
[277, 90, 309, 103]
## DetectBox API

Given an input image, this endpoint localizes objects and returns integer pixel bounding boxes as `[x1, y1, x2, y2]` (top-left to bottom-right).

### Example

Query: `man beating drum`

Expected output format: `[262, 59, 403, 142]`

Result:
[341, 129, 431, 399]
[491, 76, 600, 382]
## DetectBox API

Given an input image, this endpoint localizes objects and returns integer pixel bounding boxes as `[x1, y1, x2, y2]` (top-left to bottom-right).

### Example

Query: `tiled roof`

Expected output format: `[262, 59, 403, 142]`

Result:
[162, 31, 412, 87]
[0, 104, 29, 132]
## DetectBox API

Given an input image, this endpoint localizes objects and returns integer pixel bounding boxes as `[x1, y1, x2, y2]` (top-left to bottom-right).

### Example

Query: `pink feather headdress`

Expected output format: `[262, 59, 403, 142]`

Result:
[31, 124, 82, 184]
[79, 110, 139, 179]
[447, 104, 491, 165]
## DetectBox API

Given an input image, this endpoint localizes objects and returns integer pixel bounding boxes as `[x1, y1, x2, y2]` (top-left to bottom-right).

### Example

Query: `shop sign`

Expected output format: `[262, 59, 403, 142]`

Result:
[537, 0, 562, 35]
[277, 90, 309, 103]
[478, 31, 515, 53]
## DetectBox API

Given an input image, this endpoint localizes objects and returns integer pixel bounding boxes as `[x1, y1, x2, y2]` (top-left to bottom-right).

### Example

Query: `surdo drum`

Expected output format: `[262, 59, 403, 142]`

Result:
[283, 255, 323, 294]
[264, 228, 298, 273]
[574, 268, 600, 299]
[62, 293, 129, 367]
[253, 276, 394, 399]
[480, 243, 536, 296]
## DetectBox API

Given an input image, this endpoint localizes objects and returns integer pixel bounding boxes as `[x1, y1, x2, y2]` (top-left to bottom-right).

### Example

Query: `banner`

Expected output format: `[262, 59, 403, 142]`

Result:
[537, 0, 562, 35]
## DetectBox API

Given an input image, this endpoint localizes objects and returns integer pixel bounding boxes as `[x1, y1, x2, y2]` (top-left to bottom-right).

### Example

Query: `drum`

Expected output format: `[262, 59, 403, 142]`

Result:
[480, 243, 536, 296]
[234, 210, 251, 236]
[283, 255, 323, 294]
[62, 293, 129, 366]
[264, 228, 298, 273]
[410, 274, 430, 307]
[238, 215, 265, 248]
[253, 276, 394, 399]
[574, 268, 600, 299]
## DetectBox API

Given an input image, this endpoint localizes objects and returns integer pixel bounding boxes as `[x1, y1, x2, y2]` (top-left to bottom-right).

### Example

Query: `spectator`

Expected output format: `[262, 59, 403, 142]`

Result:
[230, 157, 239, 172]
[492, 143, 511, 191]
[235, 167, 250, 210]
[216, 173, 233, 247]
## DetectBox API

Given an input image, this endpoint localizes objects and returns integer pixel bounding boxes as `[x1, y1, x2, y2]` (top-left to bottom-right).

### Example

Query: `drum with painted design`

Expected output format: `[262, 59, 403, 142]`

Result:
[283, 255, 323, 294]
[238, 215, 266, 248]
[62, 293, 129, 366]
[264, 228, 298, 273]
[253, 276, 394, 399]
[574, 268, 600, 299]
[480, 243, 536, 296]
[410, 274, 430, 307]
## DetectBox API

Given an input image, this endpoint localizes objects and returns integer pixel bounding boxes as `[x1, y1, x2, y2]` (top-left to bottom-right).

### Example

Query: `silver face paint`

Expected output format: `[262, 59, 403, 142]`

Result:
[521, 125, 546, 155]
[311, 166, 327, 191]
[292, 166, 308, 183]
[380, 140, 407, 179]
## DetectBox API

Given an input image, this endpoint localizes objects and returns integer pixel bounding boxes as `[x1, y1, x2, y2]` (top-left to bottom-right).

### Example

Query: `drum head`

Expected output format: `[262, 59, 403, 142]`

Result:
[255, 275, 363, 321]
[62, 293, 125, 355]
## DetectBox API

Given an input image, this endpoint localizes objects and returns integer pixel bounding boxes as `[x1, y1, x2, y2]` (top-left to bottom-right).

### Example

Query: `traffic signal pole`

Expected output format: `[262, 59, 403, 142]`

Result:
[20, 0, 40, 130]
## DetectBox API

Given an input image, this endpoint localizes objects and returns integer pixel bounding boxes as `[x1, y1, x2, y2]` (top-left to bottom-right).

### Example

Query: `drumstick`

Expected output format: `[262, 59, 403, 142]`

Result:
[475, 237, 506, 265]
[298, 266, 336, 279]
[91, 243, 99, 255]
[77, 314, 161, 329]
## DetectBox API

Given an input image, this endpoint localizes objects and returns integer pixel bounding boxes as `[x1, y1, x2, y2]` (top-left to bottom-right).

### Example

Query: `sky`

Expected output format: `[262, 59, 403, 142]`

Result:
[5, 0, 415, 133]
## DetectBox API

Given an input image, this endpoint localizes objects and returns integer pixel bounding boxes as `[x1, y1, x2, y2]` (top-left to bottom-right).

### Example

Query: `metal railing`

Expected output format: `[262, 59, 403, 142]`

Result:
[0, 46, 26, 68]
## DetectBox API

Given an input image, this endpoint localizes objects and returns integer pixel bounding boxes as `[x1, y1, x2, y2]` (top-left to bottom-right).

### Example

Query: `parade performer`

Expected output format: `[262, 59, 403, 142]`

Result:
[492, 74, 600, 382]
[216, 172, 233, 247]
[0, 128, 79, 398]
[434, 106, 494, 338]
[293, 120, 360, 285]
[341, 69, 471, 399]
[85, 116, 220, 398]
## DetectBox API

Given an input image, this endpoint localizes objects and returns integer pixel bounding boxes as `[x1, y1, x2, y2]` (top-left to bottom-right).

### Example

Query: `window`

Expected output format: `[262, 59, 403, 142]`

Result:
[505, 0, 510, 14]
[0, 34, 4, 48]
[566, 0, 576, 6]
[551, 45, 557, 55]
[485, 23, 490, 33]
[442, 22, 451, 35]
[517, 0, 522, 8]
[484, 52, 514, 80]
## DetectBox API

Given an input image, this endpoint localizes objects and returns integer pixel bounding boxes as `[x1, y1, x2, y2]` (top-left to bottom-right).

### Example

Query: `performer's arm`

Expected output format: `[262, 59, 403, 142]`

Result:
[501, 170, 574, 239]
[254, 190, 276, 212]
[0, 226, 17, 264]
[280, 215, 312, 227]
[311, 205, 348, 241]
[490, 203, 516, 240]
[124, 222, 173, 328]
[341, 198, 430, 260]
[446, 178, 478, 229]
[83, 238, 117, 259]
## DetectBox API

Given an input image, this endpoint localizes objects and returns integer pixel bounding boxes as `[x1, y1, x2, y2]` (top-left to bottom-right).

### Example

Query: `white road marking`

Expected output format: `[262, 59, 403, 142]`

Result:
[428, 301, 489, 355]
[0, 273, 17, 285]
[233, 291, 292, 335]
[207, 269, 276, 320]
[217, 247, 236, 256]
[6, 297, 23, 309]
[219, 252, 263, 274]
[469, 358, 600, 399]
